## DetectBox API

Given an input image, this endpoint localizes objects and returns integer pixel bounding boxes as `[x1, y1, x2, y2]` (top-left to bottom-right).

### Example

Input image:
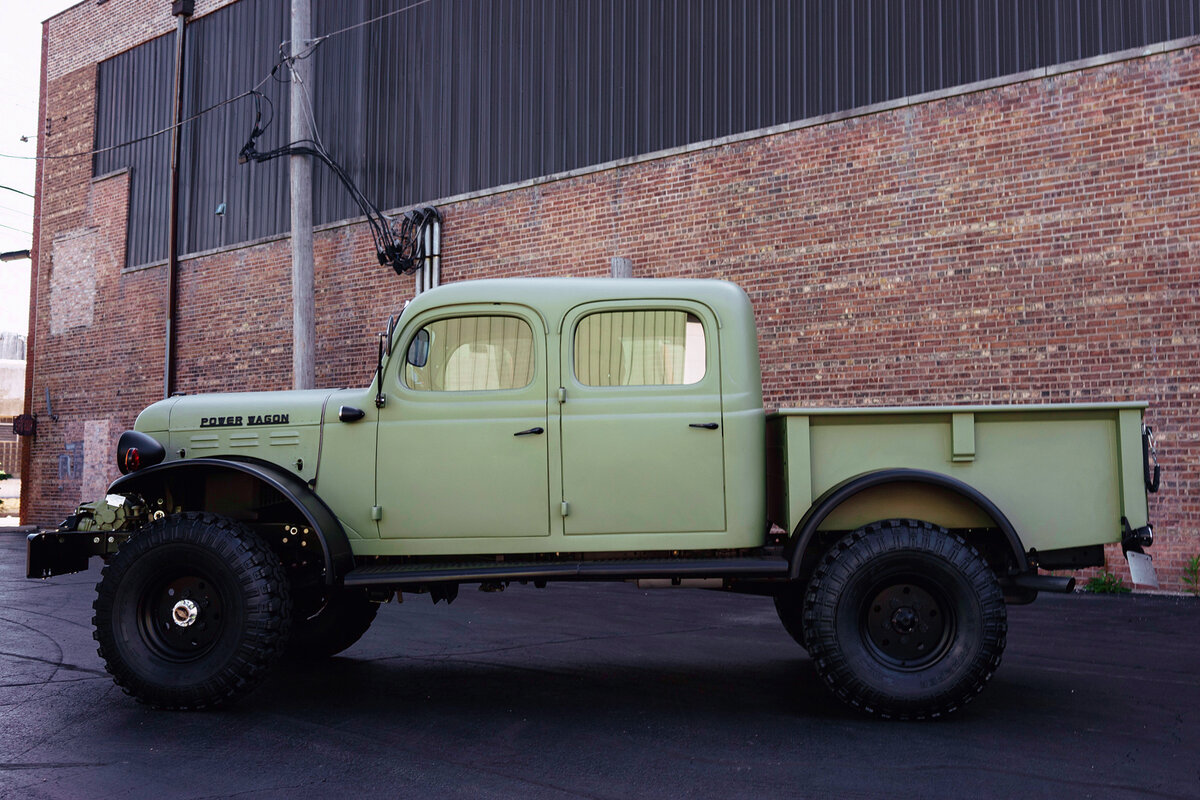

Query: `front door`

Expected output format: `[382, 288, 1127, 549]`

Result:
[559, 302, 727, 535]
[376, 307, 551, 539]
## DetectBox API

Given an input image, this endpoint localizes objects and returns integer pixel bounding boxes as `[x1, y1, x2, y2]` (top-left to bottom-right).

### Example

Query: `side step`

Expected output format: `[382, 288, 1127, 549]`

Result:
[342, 556, 788, 588]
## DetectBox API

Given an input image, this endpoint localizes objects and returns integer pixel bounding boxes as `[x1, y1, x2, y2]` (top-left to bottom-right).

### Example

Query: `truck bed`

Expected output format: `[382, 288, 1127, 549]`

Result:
[766, 402, 1151, 554]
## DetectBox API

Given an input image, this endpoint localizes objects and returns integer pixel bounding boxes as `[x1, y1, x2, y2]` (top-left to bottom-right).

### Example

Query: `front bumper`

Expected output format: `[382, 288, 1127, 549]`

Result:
[27, 529, 125, 579]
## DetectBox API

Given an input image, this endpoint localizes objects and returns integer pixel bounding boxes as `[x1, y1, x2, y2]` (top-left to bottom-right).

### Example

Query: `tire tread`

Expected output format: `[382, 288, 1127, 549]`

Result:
[801, 519, 1007, 720]
[93, 512, 292, 710]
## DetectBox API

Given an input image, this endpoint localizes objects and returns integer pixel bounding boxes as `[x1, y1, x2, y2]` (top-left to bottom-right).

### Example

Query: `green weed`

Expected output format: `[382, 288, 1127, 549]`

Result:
[1084, 570, 1131, 594]
[1183, 555, 1200, 597]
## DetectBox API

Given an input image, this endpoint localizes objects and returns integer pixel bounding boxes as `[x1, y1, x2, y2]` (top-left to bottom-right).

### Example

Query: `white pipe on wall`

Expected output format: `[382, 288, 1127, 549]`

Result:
[432, 217, 441, 289]
[423, 223, 434, 293]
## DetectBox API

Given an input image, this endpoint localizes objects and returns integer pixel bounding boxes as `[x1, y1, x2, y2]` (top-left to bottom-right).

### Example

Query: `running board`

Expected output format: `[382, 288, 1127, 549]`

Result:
[342, 556, 788, 588]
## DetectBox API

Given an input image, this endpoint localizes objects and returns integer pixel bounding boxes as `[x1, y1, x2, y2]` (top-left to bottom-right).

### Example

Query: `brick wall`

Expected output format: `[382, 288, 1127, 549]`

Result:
[439, 50, 1200, 593]
[45, 0, 237, 81]
[26, 26, 1200, 592]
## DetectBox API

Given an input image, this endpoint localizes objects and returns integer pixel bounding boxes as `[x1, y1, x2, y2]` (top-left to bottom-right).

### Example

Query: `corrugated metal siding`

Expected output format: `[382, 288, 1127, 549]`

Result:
[93, 34, 174, 268]
[179, 0, 291, 256]
[93, 0, 1200, 267]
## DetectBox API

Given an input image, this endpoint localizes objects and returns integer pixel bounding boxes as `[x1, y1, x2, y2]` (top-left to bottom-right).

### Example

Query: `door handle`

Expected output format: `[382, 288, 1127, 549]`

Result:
[514, 427, 545, 436]
[339, 406, 365, 422]
[689, 423, 719, 430]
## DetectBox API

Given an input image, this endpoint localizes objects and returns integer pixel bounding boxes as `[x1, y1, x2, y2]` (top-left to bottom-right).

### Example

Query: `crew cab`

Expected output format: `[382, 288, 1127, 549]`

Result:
[28, 278, 1159, 717]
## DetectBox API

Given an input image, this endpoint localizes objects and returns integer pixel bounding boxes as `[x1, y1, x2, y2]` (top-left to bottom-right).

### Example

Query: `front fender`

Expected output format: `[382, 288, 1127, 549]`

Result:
[110, 457, 354, 585]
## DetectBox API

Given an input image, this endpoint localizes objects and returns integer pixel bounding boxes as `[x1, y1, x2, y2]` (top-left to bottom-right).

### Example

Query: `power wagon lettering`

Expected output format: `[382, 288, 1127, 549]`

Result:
[199, 416, 242, 428]
[199, 414, 289, 428]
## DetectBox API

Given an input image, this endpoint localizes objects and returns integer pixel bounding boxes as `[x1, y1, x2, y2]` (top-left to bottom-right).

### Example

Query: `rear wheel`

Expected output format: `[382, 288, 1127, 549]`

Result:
[93, 513, 292, 710]
[802, 519, 1006, 719]
[287, 588, 379, 660]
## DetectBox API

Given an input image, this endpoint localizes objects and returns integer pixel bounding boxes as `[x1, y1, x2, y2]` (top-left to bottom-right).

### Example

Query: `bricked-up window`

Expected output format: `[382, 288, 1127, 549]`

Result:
[404, 316, 534, 392]
[575, 311, 706, 387]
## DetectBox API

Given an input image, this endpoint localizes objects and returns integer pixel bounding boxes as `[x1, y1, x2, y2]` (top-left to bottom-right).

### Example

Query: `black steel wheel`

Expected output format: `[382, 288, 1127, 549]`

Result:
[802, 519, 1006, 719]
[93, 513, 292, 710]
[286, 588, 379, 660]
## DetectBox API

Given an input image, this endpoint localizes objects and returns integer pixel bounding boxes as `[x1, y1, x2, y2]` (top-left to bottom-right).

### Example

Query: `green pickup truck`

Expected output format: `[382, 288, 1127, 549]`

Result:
[28, 278, 1159, 718]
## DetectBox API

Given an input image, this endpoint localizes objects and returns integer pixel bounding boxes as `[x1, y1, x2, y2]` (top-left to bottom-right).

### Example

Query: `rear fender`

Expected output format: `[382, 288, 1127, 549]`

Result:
[784, 468, 1029, 580]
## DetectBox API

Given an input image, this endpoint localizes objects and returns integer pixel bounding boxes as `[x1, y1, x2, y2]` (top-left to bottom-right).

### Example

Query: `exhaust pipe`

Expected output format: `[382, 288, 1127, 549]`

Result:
[1006, 573, 1076, 593]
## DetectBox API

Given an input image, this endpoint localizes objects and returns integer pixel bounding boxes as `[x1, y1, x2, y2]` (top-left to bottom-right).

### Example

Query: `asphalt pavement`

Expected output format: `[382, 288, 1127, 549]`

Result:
[1, 530, 1197, 800]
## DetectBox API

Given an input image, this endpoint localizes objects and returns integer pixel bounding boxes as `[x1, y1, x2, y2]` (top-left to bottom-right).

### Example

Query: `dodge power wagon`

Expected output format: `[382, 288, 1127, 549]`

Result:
[27, 278, 1159, 718]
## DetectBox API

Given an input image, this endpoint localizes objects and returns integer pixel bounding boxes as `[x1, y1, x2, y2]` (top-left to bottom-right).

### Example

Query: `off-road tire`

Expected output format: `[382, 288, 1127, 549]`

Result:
[802, 519, 1006, 720]
[287, 588, 379, 660]
[93, 512, 292, 710]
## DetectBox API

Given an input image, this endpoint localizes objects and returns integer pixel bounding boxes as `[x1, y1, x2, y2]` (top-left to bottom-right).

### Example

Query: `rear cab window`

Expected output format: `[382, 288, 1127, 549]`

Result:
[573, 309, 707, 387]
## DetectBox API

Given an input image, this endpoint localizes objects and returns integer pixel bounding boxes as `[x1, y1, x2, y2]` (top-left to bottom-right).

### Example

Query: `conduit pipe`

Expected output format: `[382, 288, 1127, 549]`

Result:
[413, 212, 441, 296]
[164, 0, 194, 398]
[431, 216, 441, 288]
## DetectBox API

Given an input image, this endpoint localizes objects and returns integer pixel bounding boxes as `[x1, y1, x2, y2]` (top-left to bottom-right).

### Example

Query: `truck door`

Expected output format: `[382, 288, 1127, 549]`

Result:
[376, 307, 551, 539]
[559, 302, 727, 535]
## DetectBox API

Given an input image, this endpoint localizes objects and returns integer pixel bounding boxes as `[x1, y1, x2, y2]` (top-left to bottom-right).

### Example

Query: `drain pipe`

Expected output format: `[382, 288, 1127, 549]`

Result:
[164, 0, 194, 398]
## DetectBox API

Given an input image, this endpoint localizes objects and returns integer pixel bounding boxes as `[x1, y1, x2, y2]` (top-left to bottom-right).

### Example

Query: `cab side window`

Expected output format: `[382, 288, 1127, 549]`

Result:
[405, 315, 535, 392]
[574, 310, 706, 387]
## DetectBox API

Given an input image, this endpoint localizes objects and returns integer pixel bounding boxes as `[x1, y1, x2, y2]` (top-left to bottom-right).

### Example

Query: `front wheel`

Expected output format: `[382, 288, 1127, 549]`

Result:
[802, 520, 1006, 719]
[93, 513, 292, 710]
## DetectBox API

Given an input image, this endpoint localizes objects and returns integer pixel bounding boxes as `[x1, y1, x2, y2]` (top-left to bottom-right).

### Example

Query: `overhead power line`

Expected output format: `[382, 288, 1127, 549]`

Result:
[0, 0, 436, 163]
[0, 74, 276, 162]
[285, 0, 434, 59]
[0, 185, 34, 199]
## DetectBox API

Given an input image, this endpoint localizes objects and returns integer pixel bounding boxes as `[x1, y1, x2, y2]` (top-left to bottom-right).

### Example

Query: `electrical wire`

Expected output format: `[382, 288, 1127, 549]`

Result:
[0, 222, 32, 235]
[239, 48, 440, 278]
[239, 110, 438, 274]
[288, 59, 326, 153]
[243, 140, 440, 274]
[0, 1, 440, 271]
[281, 0, 435, 62]
[0, 67, 280, 162]
[0, 185, 34, 198]
[0, 0, 435, 163]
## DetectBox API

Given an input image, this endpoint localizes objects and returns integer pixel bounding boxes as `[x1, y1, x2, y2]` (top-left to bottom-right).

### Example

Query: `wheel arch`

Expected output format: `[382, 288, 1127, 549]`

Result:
[785, 468, 1029, 580]
[109, 457, 354, 585]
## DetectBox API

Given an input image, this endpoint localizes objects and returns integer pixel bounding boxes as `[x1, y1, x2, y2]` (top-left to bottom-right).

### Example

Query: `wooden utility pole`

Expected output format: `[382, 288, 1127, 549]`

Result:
[289, 0, 315, 389]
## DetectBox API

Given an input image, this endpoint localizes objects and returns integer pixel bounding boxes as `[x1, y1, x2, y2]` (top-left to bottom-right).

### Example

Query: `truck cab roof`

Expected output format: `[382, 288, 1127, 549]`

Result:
[403, 277, 753, 331]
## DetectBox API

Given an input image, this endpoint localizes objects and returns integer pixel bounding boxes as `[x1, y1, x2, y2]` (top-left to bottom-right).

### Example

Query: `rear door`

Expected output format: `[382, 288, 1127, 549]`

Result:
[559, 301, 726, 535]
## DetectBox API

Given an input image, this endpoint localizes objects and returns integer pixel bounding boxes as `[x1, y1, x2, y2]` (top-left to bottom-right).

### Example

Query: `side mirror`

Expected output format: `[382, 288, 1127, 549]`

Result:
[407, 328, 430, 368]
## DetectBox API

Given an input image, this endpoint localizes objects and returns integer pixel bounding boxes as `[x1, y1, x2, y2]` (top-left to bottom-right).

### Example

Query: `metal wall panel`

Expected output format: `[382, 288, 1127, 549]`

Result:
[93, 0, 1200, 267]
[93, 34, 174, 268]
[180, 0, 291, 256]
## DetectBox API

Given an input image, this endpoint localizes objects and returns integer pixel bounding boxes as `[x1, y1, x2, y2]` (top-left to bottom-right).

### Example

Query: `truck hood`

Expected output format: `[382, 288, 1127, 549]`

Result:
[136, 389, 338, 433]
